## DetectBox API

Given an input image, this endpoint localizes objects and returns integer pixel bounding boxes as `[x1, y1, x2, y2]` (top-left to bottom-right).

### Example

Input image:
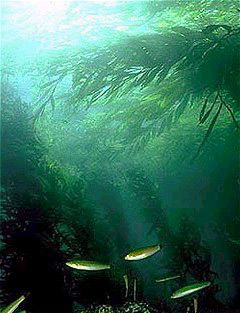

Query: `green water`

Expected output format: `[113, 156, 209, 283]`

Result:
[1, 1, 240, 312]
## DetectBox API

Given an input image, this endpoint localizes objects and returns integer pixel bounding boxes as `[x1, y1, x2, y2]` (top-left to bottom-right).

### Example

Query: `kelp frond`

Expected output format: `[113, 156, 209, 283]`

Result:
[36, 23, 240, 154]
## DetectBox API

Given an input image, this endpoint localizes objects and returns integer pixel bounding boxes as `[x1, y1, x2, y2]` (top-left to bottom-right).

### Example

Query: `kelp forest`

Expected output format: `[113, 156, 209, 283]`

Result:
[0, 1, 240, 312]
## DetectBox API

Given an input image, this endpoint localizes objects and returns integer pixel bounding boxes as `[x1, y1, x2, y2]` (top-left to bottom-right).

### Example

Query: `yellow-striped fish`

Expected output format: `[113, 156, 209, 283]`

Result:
[171, 281, 211, 299]
[124, 244, 161, 261]
[66, 260, 111, 271]
[156, 275, 181, 283]
[1, 295, 25, 313]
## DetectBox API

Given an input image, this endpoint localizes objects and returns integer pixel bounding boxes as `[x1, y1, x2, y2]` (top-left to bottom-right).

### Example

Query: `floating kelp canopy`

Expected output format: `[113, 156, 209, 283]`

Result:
[35, 22, 240, 155]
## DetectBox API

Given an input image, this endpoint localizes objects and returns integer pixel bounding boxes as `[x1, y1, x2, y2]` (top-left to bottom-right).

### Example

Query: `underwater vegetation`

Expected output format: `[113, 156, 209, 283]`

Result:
[1, 0, 240, 312]
[35, 20, 240, 157]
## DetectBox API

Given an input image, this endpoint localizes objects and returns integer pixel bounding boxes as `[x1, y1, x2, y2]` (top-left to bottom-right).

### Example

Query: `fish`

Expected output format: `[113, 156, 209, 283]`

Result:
[1, 295, 25, 313]
[66, 260, 111, 271]
[123, 275, 128, 298]
[124, 244, 161, 261]
[171, 281, 211, 299]
[229, 238, 240, 245]
[155, 274, 181, 283]
[133, 278, 137, 301]
[194, 297, 198, 313]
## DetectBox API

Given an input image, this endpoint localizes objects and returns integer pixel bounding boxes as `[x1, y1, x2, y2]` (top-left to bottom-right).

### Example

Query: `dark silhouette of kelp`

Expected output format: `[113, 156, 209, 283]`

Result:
[0, 80, 72, 312]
